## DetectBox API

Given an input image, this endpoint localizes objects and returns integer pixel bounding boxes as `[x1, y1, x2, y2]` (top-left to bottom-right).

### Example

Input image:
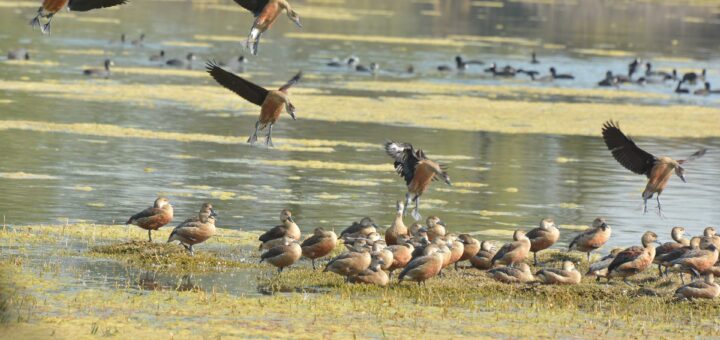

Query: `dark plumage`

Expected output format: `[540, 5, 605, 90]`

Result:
[30, 0, 128, 34]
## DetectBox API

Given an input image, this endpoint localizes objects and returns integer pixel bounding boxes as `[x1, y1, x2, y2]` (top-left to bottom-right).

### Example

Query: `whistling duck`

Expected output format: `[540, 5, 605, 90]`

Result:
[234, 0, 302, 55]
[675, 81, 690, 94]
[674, 273, 720, 300]
[384, 141, 451, 221]
[568, 217, 612, 262]
[700, 227, 720, 249]
[324, 249, 372, 281]
[526, 218, 560, 266]
[131, 33, 145, 47]
[456, 234, 480, 269]
[425, 216, 446, 242]
[340, 217, 378, 240]
[301, 227, 337, 270]
[586, 248, 623, 282]
[7, 49, 30, 60]
[125, 197, 173, 242]
[654, 227, 689, 275]
[606, 231, 660, 284]
[356, 62, 379, 73]
[530, 51, 539, 64]
[372, 245, 394, 272]
[470, 241, 496, 270]
[694, 82, 712, 96]
[29, 0, 127, 34]
[207, 61, 301, 147]
[83, 59, 113, 78]
[260, 237, 302, 273]
[446, 235, 464, 270]
[487, 263, 534, 284]
[385, 201, 408, 246]
[536, 261, 581, 285]
[628, 58, 640, 78]
[485, 63, 516, 77]
[491, 230, 531, 267]
[386, 243, 414, 278]
[656, 236, 701, 279]
[602, 120, 707, 216]
[166, 53, 196, 69]
[259, 209, 300, 250]
[349, 257, 389, 286]
[167, 203, 218, 256]
[598, 71, 617, 87]
[149, 50, 165, 62]
[398, 247, 445, 285]
[681, 69, 706, 85]
[670, 244, 719, 278]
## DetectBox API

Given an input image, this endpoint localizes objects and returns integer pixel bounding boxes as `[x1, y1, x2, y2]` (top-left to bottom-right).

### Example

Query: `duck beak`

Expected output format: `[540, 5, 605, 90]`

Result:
[438, 220, 446, 227]
[680, 174, 687, 183]
[288, 216, 295, 223]
[287, 103, 297, 120]
[293, 18, 303, 28]
[210, 208, 218, 218]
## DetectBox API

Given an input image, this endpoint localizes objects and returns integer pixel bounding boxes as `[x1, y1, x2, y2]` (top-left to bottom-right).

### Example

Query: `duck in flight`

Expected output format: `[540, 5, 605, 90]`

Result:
[30, 0, 128, 34]
[233, 0, 302, 55]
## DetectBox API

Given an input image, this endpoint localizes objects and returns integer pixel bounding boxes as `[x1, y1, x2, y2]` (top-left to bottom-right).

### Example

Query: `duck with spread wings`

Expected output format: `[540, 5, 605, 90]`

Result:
[233, 0, 302, 55]
[30, 0, 128, 34]
[207, 61, 301, 147]
[601, 120, 706, 216]
[384, 141, 451, 221]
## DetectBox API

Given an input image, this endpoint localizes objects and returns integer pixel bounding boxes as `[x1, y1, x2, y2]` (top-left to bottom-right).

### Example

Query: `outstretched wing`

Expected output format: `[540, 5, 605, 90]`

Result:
[68, 0, 128, 11]
[231, 0, 268, 16]
[206, 61, 268, 106]
[384, 141, 424, 185]
[602, 120, 656, 178]
[678, 149, 707, 164]
[279, 71, 302, 91]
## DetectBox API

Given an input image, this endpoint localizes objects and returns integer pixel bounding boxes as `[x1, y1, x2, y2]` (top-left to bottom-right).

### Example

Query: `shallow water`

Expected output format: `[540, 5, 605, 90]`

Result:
[0, 0, 719, 254]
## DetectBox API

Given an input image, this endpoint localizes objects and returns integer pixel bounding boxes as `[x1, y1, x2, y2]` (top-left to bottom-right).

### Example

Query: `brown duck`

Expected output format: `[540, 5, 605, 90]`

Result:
[526, 218, 560, 265]
[259, 209, 300, 250]
[126, 197, 173, 242]
[233, 0, 302, 55]
[568, 217, 612, 262]
[301, 227, 337, 270]
[167, 203, 218, 255]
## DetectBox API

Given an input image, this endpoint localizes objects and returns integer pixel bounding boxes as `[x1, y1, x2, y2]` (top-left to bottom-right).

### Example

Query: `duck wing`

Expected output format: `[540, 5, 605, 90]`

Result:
[231, 0, 268, 16]
[279, 71, 302, 91]
[206, 61, 268, 106]
[259, 225, 287, 242]
[384, 141, 424, 185]
[126, 207, 162, 224]
[602, 121, 656, 178]
[68, 0, 128, 11]
[607, 246, 643, 273]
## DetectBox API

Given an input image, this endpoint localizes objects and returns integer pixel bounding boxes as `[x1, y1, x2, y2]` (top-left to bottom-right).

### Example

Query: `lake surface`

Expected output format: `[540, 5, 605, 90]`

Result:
[1, 0, 719, 251]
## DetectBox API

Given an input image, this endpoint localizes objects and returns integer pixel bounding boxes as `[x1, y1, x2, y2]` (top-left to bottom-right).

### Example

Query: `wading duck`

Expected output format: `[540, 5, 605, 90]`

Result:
[674, 273, 720, 300]
[259, 209, 300, 250]
[131, 33, 144, 47]
[324, 249, 372, 281]
[568, 217, 612, 262]
[602, 120, 707, 216]
[694, 82, 712, 96]
[628, 58, 641, 78]
[301, 227, 337, 270]
[260, 237, 302, 273]
[384, 141, 451, 221]
[30, 0, 127, 34]
[233, 0, 302, 55]
[547, 67, 574, 80]
[526, 218, 560, 266]
[535, 261, 581, 285]
[491, 230, 531, 267]
[166, 53, 196, 69]
[487, 263, 534, 284]
[83, 59, 113, 78]
[167, 203, 218, 255]
[125, 197, 173, 242]
[606, 231, 660, 284]
[385, 201, 408, 245]
[207, 61, 301, 147]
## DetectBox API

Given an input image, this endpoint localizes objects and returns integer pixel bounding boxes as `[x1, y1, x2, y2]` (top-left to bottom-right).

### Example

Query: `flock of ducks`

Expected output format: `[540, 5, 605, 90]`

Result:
[14, 0, 718, 301]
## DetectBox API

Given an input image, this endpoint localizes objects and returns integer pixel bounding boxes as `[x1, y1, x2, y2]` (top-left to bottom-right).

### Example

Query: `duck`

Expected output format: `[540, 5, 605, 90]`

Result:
[125, 197, 173, 242]
[29, 0, 127, 34]
[83, 59, 113, 78]
[644, 62, 673, 80]
[167, 203, 218, 256]
[654, 227, 690, 276]
[166, 53, 197, 69]
[384, 141, 451, 221]
[219, 55, 248, 72]
[7, 49, 30, 60]
[586, 248, 623, 282]
[324, 249, 372, 281]
[568, 217, 612, 262]
[487, 263, 534, 284]
[355, 62, 379, 73]
[681, 69, 706, 85]
[700, 227, 720, 250]
[258, 209, 300, 250]
[597, 71, 617, 87]
[437, 55, 483, 71]
[445, 235, 464, 270]
[260, 237, 302, 273]
[234, 0, 302, 55]
[131, 33, 145, 47]
[628, 58, 641, 78]
[602, 120, 707, 216]
[340, 217, 378, 240]
[530, 51, 539, 64]
[535, 261, 581, 285]
[517, 69, 539, 80]
[456, 234, 481, 269]
[674, 273, 720, 300]
[694, 82, 712, 96]
[675, 81, 690, 94]
[670, 244, 719, 278]
[149, 50, 165, 62]
[301, 227, 338, 270]
[548, 67, 574, 80]
[491, 230, 531, 267]
[485, 63, 516, 77]
[398, 247, 446, 285]
[385, 201, 408, 246]
[606, 231, 660, 284]
[371, 244, 394, 272]
[348, 257, 389, 286]
[526, 218, 560, 266]
[425, 216, 446, 242]
[207, 61, 301, 147]
[386, 243, 414, 278]
[469, 241, 496, 270]
[656, 236, 701, 279]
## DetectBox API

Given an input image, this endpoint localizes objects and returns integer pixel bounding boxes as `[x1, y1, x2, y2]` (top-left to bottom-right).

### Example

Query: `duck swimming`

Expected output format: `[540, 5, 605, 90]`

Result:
[83, 59, 113, 78]
[166, 53, 196, 69]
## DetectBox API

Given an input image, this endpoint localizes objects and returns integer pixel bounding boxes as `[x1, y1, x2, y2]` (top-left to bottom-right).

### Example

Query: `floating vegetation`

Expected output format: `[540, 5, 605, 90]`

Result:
[0, 172, 58, 180]
[73, 185, 94, 192]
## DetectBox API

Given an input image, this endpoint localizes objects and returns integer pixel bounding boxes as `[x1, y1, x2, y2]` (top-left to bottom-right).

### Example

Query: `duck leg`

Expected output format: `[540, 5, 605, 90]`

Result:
[148, 230, 152, 242]
[411, 195, 421, 221]
[657, 264, 663, 277]
[29, 7, 43, 30]
[245, 24, 262, 56]
[586, 252, 591, 263]
[623, 278, 633, 287]
[247, 121, 260, 144]
[265, 123, 274, 147]
[642, 197, 649, 215]
[41, 13, 54, 34]
[656, 195, 665, 219]
[402, 193, 412, 217]
[533, 252, 538, 266]
[311, 259, 316, 270]
[188, 245, 195, 256]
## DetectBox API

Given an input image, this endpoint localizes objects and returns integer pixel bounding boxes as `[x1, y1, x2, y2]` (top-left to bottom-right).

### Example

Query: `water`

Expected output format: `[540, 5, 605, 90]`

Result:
[1, 0, 719, 257]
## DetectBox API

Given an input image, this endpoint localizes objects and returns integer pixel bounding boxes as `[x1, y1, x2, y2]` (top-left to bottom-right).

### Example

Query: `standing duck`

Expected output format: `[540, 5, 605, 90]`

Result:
[301, 227, 337, 270]
[125, 197, 174, 242]
[469, 241, 496, 270]
[535, 261, 581, 285]
[167, 203, 218, 255]
[385, 201, 408, 246]
[670, 244, 719, 278]
[456, 234, 481, 269]
[258, 209, 300, 250]
[386, 243, 414, 278]
[487, 263, 534, 283]
[425, 216, 446, 242]
[602, 120, 707, 215]
[490, 230, 531, 267]
[324, 249, 372, 281]
[526, 218, 560, 266]
[654, 227, 689, 276]
[398, 247, 446, 285]
[166, 53, 197, 69]
[628, 58, 641, 78]
[674, 273, 720, 300]
[29, 0, 127, 34]
[207, 61, 301, 147]
[606, 231, 660, 284]
[700, 227, 720, 250]
[340, 217, 378, 240]
[384, 141, 451, 221]
[83, 59, 113, 78]
[568, 217, 612, 262]
[260, 237, 302, 273]
[586, 248, 623, 282]
[234, 0, 302, 55]
[656, 236, 701, 279]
